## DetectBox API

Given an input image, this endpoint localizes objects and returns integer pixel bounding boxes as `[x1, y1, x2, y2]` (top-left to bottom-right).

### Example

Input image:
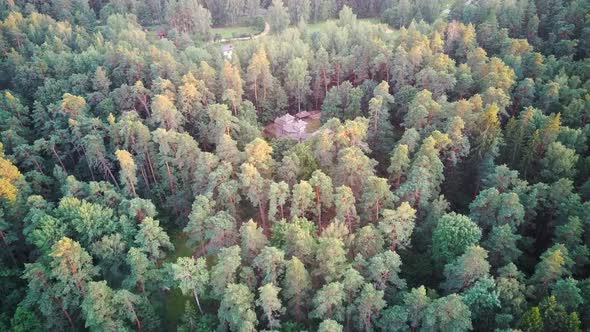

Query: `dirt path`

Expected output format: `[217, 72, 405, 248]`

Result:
[216, 22, 270, 43]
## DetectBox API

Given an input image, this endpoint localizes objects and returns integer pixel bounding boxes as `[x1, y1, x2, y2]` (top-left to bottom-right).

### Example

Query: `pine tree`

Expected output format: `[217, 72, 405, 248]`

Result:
[473, 103, 501, 159]
[268, 181, 290, 222]
[113, 290, 143, 332]
[240, 163, 270, 232]
[135, 218, 173, 264]
[333, 185, 359, 233]
[49, 237, 98, 298]
[404, 286, 431, 331]
[210, 246, 241, 297]
[378, 202, 417, 251]
[309, 170, 334, 228]
[367, 250, 406, 292]
[283, 257, 312, 321]
[268, 0, 290, 33]
[483, 224, 522, 267]
[335, 147, 377, 196]
[360, 176, 397, 223]
[253, 246, 285, 286]
[170, 256, 209, 314]
[291, 180, 314, 218]
[151, 94, 184, 131]
[341, 267, 364, 331]
[388, 144, 410, 188]
[286, 57, 311, 113]
[540, 296, 581, 332]
[531, 244, 572, 295]
[355, 283, 386, 331]
[184, 195, 214, 255]
[246, 48, 273, 108]
[218, 283, 258, 332]
[311, 282, 345, 322]
[442, 246, 490, 292]
[239, 220, 268, 263]
[221, 61, 244, 114]
[519, 306, 544, 332]
[256, 283, 285, 329]
[115, 149, 138, 196]
[318, 319, 344, 332]
[82, 281, 122, 332]
[355, 225, 385, 259]
[432, 212, 482, 264]
[367, 81, 395, 156]
[314, 237, 347, 283]
[550, 278, 583, 312]
[422, 294, 472, 332]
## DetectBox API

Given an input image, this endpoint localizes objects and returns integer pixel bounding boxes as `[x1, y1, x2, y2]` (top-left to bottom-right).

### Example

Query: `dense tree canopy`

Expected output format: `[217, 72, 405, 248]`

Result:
[1, 1, 590, 331]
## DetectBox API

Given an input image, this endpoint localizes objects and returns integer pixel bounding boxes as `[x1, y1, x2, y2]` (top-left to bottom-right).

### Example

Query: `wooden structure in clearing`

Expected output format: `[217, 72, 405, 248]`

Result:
[264, 111, 321, 141]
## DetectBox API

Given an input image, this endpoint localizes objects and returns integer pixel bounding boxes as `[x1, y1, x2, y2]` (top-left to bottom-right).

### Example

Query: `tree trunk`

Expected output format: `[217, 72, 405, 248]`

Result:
[103, 159, 120, 189]
[258, 200, 268, 234]
[200, 242, 206, 257]
[193, 289, 204, 314]
[144, 147, 158, 184]
[129, 178, 137, 196]
[67, 258, 87, 298]
[139, 95, 151, 117]
[51, 145, 67, 170]
[254, 77, 258, 107]
[128, 304, 143, 332]
[346, 309, 351, 332]
[34, 271, 75, 328]
[322, 67, 328, 93]
[374, 200, 380, 223]
[140, 166, 150, 191]
[27, 151, 45, 175]
[346, 210, 352, 233]
[315, 188, 322, 228]
[165, 161, 175, 194]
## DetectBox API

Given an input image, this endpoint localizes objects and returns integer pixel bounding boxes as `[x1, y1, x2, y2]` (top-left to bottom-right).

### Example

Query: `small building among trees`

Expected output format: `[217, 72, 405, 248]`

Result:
[264, 111, 321, 141]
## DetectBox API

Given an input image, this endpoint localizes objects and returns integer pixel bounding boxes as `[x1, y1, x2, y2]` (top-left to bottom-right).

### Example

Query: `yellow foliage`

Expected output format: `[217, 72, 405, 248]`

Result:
[50, 237, 76, 258]
[115, 149, 135, 170]
[0, 153, 22, 202]
[61, 93, 86, 118]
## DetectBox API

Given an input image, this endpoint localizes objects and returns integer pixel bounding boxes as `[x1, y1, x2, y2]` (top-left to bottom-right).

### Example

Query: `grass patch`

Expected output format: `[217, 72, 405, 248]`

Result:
[212, 25, 262, 39]
[167, 231, 195, 261]
[305, 118, 322, 133]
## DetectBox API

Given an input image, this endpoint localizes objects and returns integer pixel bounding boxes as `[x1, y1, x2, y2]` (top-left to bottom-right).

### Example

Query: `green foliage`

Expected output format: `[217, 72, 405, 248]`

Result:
[423, 294, 472, 332]
[442, 246, 490, 292]
[519, 306, 544, 332]
[268, 0, 290, 33]
[432, 213, 482, 264]
[2, 3, 590, 331]
[218, 283, 257, 332]
[539, 296, 581, 332]
[10, 306, 42, 332]
[311, 282, 345, 322]
[550, 278, 583, 312]
[318, 319, 343, 332]
[256, 283, 285, 329]
[170, 256, 209, 313]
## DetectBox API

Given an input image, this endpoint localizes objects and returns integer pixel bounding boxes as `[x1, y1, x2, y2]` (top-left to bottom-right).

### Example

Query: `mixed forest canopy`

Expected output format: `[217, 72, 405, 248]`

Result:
[1, 0, 590, 331]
